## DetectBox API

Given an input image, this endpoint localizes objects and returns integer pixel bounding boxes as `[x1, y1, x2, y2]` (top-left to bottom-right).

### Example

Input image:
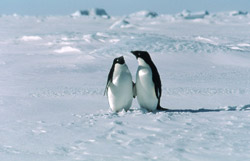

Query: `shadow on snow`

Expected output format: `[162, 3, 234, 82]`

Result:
[163, 104, 250, 113]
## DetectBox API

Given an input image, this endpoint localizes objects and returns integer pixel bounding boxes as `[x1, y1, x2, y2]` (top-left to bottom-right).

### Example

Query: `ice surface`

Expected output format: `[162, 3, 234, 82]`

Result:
[0, 11, 250, 161]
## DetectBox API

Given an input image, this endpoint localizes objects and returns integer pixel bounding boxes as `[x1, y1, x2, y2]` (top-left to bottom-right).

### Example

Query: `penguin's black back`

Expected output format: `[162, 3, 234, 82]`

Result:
[104, 62, 115, 95]
[148, 58, 162, 100]
[144, 54, 165, 110]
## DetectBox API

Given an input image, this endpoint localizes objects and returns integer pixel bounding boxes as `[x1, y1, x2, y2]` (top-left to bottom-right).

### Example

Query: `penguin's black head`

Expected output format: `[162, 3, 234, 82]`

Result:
[131, 50, 151, 61]
[113, 56, 125, 65]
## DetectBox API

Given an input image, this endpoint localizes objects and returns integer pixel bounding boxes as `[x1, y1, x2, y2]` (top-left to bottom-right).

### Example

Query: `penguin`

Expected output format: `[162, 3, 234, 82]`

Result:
[131, 51, 167, 111]
[104, 56, 134, 112]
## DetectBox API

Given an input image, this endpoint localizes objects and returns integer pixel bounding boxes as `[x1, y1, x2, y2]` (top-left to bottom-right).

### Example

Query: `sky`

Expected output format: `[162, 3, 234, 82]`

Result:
[0, 0, 249, 16]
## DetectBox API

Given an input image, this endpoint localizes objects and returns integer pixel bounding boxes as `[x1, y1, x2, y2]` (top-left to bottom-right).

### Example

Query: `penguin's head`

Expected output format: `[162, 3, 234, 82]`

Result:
[113, 56, 125, 65]
[131, 50, 152, 64]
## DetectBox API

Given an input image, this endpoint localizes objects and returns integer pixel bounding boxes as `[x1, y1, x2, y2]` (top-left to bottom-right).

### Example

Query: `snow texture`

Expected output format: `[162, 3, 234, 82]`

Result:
[109, 19, 132, 29]
[0, 10, 250, 161]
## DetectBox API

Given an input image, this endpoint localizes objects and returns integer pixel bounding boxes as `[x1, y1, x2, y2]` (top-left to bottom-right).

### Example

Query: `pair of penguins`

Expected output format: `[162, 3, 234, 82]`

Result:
[104, 50, 168, 112]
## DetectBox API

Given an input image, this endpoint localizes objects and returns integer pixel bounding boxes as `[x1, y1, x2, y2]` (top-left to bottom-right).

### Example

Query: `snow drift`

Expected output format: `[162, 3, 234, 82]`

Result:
[20, 36, 42, 41]
[109, 19, 133, 29]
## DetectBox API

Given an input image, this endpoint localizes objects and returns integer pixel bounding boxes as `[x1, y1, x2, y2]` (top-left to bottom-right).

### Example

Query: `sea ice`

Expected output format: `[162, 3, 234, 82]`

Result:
[0, 10, 250, 161]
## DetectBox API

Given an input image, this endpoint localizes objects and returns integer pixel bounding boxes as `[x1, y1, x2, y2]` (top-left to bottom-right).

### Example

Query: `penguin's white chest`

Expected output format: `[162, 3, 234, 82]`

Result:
[107, 65, 133, 112]
[136, 66, 158, 111]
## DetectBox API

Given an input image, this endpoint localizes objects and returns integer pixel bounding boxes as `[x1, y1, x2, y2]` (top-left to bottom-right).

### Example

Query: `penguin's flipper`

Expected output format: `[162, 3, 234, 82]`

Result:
[132, 81, 136, 98]
[105, 62, 115, 96]
[104, 81, 111, 96]
[104, 86, 108, 96]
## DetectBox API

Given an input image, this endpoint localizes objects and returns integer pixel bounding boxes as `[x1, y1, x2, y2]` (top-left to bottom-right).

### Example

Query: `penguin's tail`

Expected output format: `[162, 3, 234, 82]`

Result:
[157, 106, 168, 111]
[156, 100, 168, 111]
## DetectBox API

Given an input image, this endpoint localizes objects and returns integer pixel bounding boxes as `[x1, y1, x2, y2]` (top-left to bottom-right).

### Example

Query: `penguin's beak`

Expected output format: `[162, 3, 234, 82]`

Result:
[131, 51, 138, 59]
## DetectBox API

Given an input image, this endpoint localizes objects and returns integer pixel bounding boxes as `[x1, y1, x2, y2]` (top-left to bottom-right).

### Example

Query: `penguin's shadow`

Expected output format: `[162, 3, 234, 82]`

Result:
[108, 104, 250, 115]
[164, 108, 223, 113]
[159, 104, 250, 113]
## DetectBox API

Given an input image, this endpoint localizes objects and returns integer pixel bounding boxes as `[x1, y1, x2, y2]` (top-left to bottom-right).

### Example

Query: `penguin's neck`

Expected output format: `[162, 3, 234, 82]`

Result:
[113, 64, 127, 78]
[112, 64, 129, 85]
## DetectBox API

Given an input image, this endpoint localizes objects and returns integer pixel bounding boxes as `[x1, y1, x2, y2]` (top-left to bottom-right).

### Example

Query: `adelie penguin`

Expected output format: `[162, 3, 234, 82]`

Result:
[131, 50, 168, 111]
[104, 56, 135, 112]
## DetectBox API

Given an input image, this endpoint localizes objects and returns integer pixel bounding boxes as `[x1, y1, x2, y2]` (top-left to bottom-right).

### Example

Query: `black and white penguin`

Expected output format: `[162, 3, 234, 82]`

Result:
[104, 56, 134, 112]
[131, 51, 167, 111]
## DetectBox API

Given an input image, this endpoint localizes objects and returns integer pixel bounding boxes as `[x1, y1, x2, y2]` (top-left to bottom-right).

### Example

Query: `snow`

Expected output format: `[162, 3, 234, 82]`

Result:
[109, 19, 133, 29]
[129, 10, 159, 18]
[54, 46, 81, 54]
[0, 11, 250, 161]
[21, 36, 42, 41]
[238, 43, 250, 47]
[71, 10, 90, 17]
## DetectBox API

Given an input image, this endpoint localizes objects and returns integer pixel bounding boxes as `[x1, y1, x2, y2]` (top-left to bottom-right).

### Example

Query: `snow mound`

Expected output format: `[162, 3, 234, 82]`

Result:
[82, 32, 121, 45]
[230, 10, 248, 16]
[238, 43, 250, 47]
[179, 10, 209, 19]
[109, 19, 132, 29]
[54, 46, 81, 54]
[83, 32, 110, 43]
[71, 10, 89, 17]
[20, 36, 42, 41]
[71, 8, 110, 19]
[129, 10, 158, 19]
